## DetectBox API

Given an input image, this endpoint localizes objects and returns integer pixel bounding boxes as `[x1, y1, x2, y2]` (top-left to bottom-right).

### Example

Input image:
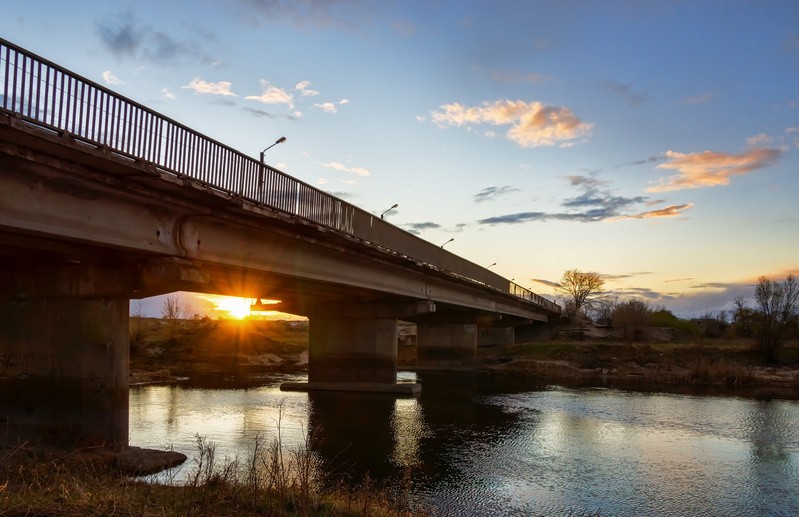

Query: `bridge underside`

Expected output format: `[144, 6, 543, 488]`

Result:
[0, 118, 557, 449]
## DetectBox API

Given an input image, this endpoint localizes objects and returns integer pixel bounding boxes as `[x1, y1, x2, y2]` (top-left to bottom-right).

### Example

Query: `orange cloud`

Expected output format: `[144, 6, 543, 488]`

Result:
[648, 148, 782, 192]
[610, 203, 694, 221]
[431, 100, 592, 148]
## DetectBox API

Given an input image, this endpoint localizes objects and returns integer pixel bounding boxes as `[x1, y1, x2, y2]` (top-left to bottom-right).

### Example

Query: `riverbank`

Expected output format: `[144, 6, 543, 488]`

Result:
[129, 318, 799, 397]
[0, 438, 421, 517]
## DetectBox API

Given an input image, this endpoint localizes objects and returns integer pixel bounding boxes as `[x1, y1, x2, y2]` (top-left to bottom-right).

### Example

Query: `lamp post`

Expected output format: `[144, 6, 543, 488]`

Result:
[380, 203, 398, 219]
[440, 238, 454, 248]
[486, 262, 497, 269]
[260, 136, 287, 164]
[258, 136, 286, 199]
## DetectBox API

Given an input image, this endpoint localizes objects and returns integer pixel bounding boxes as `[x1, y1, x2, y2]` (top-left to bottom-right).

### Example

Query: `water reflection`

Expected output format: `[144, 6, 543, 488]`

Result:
[307, 391, 397, 481]
[129, 373, 799, 516]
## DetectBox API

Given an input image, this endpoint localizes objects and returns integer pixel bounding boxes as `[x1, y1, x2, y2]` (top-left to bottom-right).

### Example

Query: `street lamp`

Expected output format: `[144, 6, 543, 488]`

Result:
[260, 136, 286, 164]
[440, 238, 454, 248]
[380, 203, 398, 219]
[258, 137, 286, 198]
[486, 262, 497, 269]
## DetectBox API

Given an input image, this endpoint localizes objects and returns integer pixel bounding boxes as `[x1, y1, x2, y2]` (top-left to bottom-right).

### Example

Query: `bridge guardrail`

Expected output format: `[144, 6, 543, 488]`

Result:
[0, 38, 559, 315]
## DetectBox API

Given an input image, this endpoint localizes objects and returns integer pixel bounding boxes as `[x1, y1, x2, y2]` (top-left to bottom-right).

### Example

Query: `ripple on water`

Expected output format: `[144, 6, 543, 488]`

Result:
[130, 375, 799, 515]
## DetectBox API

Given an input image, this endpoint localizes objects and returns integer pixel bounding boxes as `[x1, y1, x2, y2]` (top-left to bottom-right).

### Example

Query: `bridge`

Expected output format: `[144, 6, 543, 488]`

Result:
[0, 38, 560, 449]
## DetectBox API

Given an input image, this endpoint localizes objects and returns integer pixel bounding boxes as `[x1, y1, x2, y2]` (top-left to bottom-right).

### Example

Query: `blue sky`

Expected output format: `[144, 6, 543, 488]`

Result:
[3, 1, 798, 318]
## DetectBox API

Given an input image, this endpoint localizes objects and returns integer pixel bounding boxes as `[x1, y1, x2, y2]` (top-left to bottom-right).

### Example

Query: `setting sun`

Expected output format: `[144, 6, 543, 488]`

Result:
[212, 297, 253, 319]
[197, 295, 287, 320]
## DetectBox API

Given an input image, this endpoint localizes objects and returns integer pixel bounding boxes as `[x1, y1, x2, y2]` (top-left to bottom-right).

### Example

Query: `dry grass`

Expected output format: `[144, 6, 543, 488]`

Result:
[0, 427, 423, 517]
[488, 338, 799, 389]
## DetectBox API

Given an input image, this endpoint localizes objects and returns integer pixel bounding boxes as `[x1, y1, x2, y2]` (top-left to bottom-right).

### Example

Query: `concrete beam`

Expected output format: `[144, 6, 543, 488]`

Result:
[0, 264, 135, 299]
[134, 258, 209, 298]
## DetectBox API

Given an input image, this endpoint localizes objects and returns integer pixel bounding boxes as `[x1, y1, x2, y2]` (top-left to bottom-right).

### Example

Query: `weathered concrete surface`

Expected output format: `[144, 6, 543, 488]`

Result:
[308, 317, 398, 384]
[0, 292, 129, 449]
[478, 326, 515, 347]
[416, 323, 477, 368]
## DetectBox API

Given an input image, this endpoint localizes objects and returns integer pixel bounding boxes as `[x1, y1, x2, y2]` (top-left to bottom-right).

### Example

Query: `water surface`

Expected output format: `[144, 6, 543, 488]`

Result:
[129, 372, 799, 516]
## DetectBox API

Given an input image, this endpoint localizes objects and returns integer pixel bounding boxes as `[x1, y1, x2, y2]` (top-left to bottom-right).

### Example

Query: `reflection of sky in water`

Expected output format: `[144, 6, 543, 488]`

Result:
[130, 376, 799, 515]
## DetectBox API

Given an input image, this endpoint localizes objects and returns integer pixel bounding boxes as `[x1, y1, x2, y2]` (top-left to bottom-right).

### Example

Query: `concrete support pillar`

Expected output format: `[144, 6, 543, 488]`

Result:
[308, 316, 398, 384]
[477, 325, 515, 347]
[282, 301, 433, 394]
[416, 323, 477, 368]
[0, 266, 130, 449]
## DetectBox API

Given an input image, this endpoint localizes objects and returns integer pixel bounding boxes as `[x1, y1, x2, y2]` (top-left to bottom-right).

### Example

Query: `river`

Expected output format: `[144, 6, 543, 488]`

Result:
[129, 372, 799, 516]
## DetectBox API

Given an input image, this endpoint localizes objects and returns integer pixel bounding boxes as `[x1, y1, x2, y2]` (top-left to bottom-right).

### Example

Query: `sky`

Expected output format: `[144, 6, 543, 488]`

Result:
[3, 0, 798, 319]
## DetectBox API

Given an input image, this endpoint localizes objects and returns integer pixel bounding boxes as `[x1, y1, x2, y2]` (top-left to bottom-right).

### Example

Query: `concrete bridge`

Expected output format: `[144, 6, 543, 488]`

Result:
[0, 39, 559, 449]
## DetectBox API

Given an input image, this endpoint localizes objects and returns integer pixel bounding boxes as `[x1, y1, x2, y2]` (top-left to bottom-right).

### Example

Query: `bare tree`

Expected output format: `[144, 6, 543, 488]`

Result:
[754, 274, 798, 362]
[130, 299, 145, 345]
[557, 269, 605, 316]
[732, 296, 755, 338]
[556, 269, 604, 339]
[613, 299, 651, 343]
[591, 296, 618, 327]
[162, 295, 186, 340]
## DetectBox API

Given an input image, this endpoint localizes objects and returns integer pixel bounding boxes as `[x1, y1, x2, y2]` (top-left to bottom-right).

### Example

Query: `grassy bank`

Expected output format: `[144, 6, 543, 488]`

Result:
[479, 339, 799, 391]
[129, 317, 799, 393]
[0, 434, 421, 517]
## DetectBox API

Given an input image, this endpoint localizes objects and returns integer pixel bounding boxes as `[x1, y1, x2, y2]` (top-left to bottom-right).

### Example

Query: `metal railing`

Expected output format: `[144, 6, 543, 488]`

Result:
[0, 38, 559, 315]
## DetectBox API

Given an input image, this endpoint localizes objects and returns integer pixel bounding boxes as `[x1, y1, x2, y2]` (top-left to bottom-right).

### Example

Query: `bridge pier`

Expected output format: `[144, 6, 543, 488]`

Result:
[0, 266, 130, 449]
[477, 325, 515, 347]
[308, 316, 399, 384]
[0, 298, 129, 448]
[416, 323, 477, 369]
[282, 301, 434, 395]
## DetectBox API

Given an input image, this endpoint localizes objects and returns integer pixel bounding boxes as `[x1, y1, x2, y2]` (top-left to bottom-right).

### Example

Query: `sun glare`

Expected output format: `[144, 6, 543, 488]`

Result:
[213, 297, 253, 319]
[199, 295, 287, 320]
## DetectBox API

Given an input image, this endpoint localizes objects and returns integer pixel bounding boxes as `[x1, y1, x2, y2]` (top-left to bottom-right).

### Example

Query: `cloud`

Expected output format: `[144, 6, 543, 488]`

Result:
[600, 81, 647, 106]
[102, 71, 124, 86]
[746, 133, 772, 147]
[319, 161, 370, 177]
[314, 102, 338, 113]
[245, 80, 293, 106]
[95, 15, 206, 64]
[477, 173, 692, 225]
[182, 77, 236, 96]
[617, 155, 662, 168]
[96, 18, 141, 58]
[430, 100, 593, 148]
[560, 174, 650, 218]
[649, 147, 783, 192]
[680, 92, 714, 105]
[477, 212, 548, 225]
[230, 0, 369, 29]
[474, 185, 521, 203]
[609, 203, 694, 220]
[403, 222, 441, 235]
[160, 87, 175, 99]
[295, 80, 319, 96]
[241, 107, 277, 118]
[531, 278, 561, 289]
[788, 127, 799, 148]
[313, 99, 348, 113]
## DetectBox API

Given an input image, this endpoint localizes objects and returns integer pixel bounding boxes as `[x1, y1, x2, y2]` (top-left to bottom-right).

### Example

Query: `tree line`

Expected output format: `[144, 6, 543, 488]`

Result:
[556, 269, 798, 363]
